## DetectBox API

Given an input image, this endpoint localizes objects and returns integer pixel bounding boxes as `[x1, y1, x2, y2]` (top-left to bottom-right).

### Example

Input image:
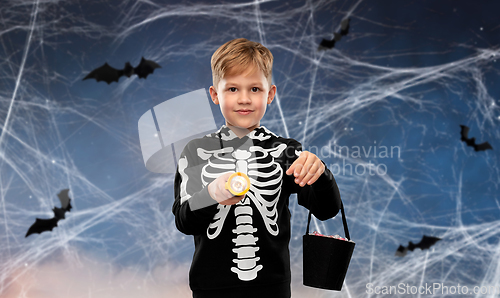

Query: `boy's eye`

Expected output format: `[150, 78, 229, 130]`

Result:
[229, 87, 237, 92]
[251, 87, 260, 92]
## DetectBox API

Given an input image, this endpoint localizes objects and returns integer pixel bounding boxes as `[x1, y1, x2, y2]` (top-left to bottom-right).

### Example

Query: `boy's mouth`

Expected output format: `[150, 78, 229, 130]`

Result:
[236, 109, 253, 115]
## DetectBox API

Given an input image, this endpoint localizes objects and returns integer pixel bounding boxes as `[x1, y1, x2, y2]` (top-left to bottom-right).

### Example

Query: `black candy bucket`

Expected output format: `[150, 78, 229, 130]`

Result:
[303, 201, 355, 291]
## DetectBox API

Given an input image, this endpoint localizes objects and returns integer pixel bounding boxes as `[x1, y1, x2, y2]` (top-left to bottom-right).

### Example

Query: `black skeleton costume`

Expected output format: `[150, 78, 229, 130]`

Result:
[173, 125, 341, 297]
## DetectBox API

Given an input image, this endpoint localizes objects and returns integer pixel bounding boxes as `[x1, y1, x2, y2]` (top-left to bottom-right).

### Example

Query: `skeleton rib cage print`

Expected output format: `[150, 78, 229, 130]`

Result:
[178, 126, 292, 281]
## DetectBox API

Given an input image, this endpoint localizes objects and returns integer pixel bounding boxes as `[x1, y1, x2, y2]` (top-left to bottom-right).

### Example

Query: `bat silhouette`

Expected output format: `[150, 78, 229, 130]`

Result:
[395, 235, 441, 257]
[83, 57, 161, 84]
[460, 125, 493, 152]
[319, 18, 350, 50]
[25, 189, 72, 237]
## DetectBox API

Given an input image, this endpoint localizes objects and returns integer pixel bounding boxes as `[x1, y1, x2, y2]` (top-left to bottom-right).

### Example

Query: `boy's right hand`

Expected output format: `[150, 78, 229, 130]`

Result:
[208, 172, 245, 205]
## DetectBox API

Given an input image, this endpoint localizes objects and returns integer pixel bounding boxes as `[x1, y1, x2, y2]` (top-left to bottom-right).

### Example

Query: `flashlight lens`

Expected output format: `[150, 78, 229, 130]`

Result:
[230, 176, 247, 192]
[226, 172, 251, 196]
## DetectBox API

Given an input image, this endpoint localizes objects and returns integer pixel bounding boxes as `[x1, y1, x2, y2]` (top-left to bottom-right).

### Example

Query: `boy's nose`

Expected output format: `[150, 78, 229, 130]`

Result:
[237, 92, 252, 104]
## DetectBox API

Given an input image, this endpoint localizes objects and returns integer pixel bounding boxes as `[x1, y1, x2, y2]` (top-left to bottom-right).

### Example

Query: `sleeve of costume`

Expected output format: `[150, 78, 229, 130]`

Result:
[286, 139, 342, 220]
[172, 140, 219, 235]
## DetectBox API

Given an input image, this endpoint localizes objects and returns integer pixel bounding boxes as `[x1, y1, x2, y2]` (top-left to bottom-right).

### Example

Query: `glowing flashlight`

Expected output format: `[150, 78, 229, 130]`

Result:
[225, 172, 251, 196]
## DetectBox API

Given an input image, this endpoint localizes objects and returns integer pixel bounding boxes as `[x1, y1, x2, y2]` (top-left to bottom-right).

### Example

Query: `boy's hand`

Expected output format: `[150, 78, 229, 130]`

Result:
[208, 172, 245, 205]
[285, 151, 325, 187]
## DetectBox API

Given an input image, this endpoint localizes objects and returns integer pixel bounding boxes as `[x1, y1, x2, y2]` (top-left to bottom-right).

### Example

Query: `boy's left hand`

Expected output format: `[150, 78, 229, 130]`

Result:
[285, 151, 325, 187]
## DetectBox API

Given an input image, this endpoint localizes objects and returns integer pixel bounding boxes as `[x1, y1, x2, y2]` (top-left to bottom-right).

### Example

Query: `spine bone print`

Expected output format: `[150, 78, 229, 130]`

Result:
[230, 152, 263, 281]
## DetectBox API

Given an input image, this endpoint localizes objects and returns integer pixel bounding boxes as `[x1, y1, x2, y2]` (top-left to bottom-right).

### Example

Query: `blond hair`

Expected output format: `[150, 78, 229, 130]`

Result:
[211, 38, 273, 90]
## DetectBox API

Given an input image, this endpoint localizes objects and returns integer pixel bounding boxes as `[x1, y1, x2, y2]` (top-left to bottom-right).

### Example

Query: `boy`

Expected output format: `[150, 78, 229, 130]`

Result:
[173, 38, 341, 298]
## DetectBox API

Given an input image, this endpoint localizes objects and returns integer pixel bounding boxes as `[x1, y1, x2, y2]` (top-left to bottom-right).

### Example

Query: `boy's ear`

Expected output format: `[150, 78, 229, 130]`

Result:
[209, 86, 219, 105]
[267, 85, 277, 104]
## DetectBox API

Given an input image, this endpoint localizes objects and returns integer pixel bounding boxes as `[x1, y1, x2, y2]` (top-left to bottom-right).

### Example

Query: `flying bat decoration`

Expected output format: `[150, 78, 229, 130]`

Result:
[25, 189, 72, 237]
[83, 57, 161, 84]
[460, 125, 493, 152]
[395, 235, 441, 257]
[318, 18, 350, 50]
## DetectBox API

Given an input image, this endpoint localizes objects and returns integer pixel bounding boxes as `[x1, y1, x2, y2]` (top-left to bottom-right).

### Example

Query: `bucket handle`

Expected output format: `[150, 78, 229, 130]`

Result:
[305, 200, 351, 241]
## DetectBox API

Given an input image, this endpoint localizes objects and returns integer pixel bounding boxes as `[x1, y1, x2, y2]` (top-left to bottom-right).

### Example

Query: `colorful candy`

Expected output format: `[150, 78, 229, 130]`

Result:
[310, 231, 350, 241]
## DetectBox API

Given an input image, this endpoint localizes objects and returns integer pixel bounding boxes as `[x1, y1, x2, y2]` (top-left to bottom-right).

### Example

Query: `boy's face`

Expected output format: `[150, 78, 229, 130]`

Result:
[209, 66, 276, 136]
